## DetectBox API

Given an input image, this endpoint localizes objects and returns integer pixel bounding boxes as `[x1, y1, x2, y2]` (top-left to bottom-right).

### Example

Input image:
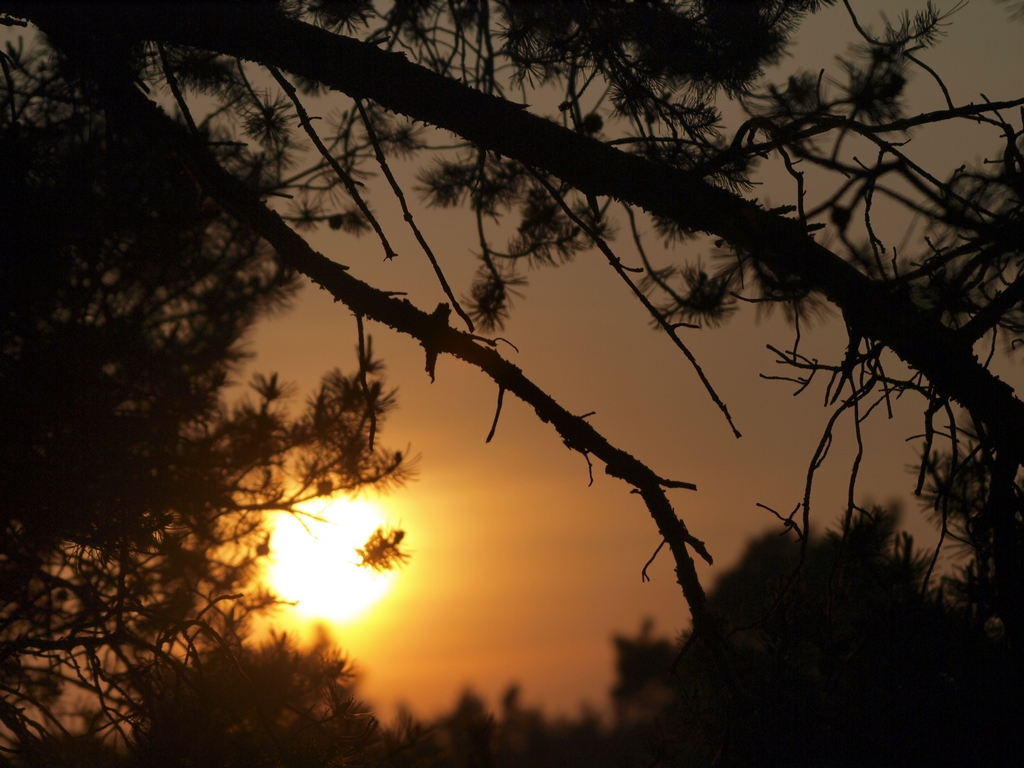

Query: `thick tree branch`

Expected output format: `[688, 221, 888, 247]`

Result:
[162, 88, 727, 664]
[15, 1, 1024, 461]
[54, 47, 732, 675]
[22, 0, 1024, 675]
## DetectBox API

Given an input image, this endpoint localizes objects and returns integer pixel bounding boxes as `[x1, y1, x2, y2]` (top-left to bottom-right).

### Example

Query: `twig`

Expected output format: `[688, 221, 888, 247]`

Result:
[356, 98, 475, 330]
[485, 385, 504, 443]
[157, 42, 197, 133]
[103, 76, 734, 690]
[0, 51, 17, 124]
[267, 65, 398, 260]
[641, 539, 666, 582]
[356, 314, 377, 450]
[530, 170, 742, 438]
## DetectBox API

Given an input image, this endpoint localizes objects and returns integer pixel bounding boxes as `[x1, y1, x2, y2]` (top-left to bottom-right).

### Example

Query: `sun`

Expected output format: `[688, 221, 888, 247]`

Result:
[265, 496, 396, 623]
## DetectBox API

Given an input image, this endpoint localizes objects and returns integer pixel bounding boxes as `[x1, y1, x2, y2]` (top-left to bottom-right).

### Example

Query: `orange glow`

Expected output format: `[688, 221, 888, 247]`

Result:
[265, 496, 396, 623]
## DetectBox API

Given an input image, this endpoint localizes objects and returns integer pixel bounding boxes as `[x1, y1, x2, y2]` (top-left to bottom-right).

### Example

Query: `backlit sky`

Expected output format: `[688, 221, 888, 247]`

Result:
[235, 0, 1024, 720]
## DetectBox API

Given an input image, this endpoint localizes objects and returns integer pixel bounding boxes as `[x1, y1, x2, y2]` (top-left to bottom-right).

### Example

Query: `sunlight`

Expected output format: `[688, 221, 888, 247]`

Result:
[265, 496, 396, 623]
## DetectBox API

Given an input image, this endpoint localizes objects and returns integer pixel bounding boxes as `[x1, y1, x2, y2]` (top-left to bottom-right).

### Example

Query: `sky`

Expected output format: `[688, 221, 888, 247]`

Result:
[228, 0, 1024, 721]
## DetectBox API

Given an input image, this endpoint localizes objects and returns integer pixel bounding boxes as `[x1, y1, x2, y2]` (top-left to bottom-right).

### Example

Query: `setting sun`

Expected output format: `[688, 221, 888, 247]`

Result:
[265, 496, 396, 623]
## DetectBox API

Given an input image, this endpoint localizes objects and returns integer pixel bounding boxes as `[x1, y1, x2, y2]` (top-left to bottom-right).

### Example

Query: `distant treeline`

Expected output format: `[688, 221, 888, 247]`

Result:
[40, 507, 1001, 767]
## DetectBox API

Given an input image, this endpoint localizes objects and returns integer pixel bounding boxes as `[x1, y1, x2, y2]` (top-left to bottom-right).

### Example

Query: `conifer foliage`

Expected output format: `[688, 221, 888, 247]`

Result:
[2, 0, 1024, 763]
[0, 41, 408, 762]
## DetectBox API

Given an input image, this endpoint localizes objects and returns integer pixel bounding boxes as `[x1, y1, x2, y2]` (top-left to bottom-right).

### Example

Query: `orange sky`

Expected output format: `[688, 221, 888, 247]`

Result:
[235, 1, 1024, 721]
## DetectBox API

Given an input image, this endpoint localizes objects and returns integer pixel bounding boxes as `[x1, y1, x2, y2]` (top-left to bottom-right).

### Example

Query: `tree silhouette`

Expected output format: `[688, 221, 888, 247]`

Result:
[3, 0, 1024, 761]
[383, 510, 1017, 766]
[0, 44, 409, 761]
[665, 507, 1021, 766]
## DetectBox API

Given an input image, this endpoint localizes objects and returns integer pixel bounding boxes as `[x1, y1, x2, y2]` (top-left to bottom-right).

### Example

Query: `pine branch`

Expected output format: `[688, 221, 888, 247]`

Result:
[66, 56, 736, 685]
[18, 1, 1024, 462]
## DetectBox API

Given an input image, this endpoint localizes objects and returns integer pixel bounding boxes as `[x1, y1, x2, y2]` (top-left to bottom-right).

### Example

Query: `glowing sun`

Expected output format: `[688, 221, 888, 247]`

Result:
[265, 496, 396, 623]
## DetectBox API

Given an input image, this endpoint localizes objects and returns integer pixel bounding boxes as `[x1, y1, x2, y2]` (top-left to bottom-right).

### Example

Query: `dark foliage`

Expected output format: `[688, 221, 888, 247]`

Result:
[666, 507, 1021, 767]
[0, 44, 409, 760]
[392, 510, 1018, 767]
[2, 0, 1024, 763]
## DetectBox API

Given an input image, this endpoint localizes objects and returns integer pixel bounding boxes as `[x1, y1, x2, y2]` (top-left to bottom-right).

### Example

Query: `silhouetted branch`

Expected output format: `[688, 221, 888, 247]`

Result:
[268, 64, 398, 261]
[24, 1, 1021, 466]
[156, 42, 197, 133]
[485, 386, 504, 443]
[530, 170, 742, 439]
[22, 1, 1015, 462]
[355, 97, 474, 331]
[356, 314, 377, 451]
[73, 66, 735, 681]
[641, 540, 666, 583]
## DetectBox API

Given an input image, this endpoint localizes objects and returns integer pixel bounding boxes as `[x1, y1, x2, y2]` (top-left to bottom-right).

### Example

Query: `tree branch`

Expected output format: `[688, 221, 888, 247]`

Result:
[66, 59, 731, 678]
[16, 1, 1024, 462]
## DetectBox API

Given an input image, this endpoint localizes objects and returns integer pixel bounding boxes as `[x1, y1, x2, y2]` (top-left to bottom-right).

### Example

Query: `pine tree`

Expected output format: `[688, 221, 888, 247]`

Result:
[0, 43, 408, 761]
[4, 0, 1024, 760]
